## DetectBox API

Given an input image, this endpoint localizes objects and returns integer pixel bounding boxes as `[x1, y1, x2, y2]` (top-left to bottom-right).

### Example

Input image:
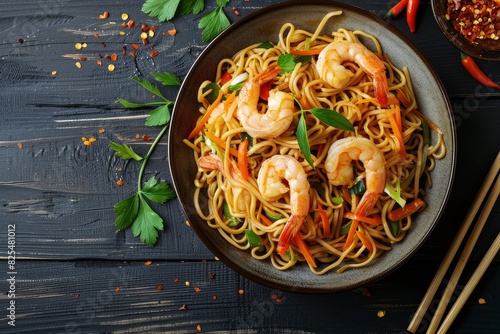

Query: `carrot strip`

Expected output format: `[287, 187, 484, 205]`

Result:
[315, 205, 330, 236]
[341, 185, 352, 205]
[187, 91, 224, 140]
[238, 138, 249, 180]
[204, 132, 239, 157]
[385, 106, 407, 158]
[343, 220, 359, 251]
[356, 230, 374, 253]
[410, 108, 443, 134]
[289, 48, 325, 56]
[344, 212, 382, 226]
[260, 214, 273, 226]
[292, 234, 317, 268]
[299, 94, 313, 110]
[397, 88, 411, 108]
[388, 198, 426, 221]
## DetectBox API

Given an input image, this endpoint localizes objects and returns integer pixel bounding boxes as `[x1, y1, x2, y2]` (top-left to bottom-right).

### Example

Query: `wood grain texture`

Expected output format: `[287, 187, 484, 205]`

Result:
[0, 0, 498, 332]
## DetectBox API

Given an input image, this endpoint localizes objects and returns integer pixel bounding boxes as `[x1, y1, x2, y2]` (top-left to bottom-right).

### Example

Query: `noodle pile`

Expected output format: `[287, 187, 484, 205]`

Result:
[183, 11, 446, 274]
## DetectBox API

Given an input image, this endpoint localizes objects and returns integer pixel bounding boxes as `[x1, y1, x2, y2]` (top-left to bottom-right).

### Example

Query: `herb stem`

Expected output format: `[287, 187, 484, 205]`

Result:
[137, 124, 168, 191]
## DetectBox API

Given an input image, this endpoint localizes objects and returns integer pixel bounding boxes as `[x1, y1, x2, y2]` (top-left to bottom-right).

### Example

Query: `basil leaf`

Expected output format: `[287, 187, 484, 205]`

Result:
[296, 112, 314, 168]
[308, 108, 354, 132]
[257, 41, 274, 49]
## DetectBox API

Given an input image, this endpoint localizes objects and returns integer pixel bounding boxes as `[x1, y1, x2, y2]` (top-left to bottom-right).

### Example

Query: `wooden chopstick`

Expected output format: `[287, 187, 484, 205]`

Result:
[407, 150, 500, 333]
[437, 231, 500, 334]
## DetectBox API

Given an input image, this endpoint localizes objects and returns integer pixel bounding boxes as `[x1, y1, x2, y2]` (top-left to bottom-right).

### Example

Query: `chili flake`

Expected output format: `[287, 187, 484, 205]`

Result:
[119, 31, 126, 36]
[233, 7, 241, 16]
[185, 281, 191, 287]
[99, 11, 109, 19]
[116, 179, 124, 187]
[17, 143, 23, 149]
[131, 43, 139, 50]
[156, 284, 164, 291]
[75, 43, 82, 50]
[168, 29, 177, 36]
[179, 304, 188, 311]
[108, 64, 115, 72]
[51, 70, 57, 76]
[140, 32, 148, 40]
[196, 324, 202, 331]
[75, 62, 82, 69]
[478, 298, 487, 304]
[238, 289, 244, 295]
[446, 0, 500, 42]
[150, 50, 159, 58]
[93, 33, 99, 39]
[98, 128, 105, 133]
[127, 20, 135, 28]
[110, 53, 118, 61]
[185, 220, 191, 227]
[377, 310, 386, 318]
[96, 60, 102, 66]
[121, 13, 129, 21]
[144, 260, 152, 266]
[115, 287, 120, 292]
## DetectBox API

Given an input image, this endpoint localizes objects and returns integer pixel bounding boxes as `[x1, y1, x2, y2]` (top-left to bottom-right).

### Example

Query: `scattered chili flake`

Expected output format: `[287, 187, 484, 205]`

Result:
[81, 43, 88, 48]
[142, 134, 152, 141]
[115, 287, 120, 292]
[116, 179, 124, 187]
[446, 0, 500, 42]
[377, 310, 386, 318]
[75, 43, 82, 50]
[75, 294, 79, 299]
[129, 52, 136, 58]
[194, 287, 202, 293]
[233, 7, 241, 16]
[108, 64, 115, 72]
[81, 57, 87, 61]
[209, 273, 216, 279]
[96, 60, 102, 66]
[141, 23, 149, 32]
[119, 31, 126, 36]
[127, 20, 135, 28]
[140, 32, 148, 40]
[17, 143, 23, 149]
[185, 220, 191, 227]
[122, 45, 127, 55]
[121, 13, 129, 21]
[185, 281, 191, 287]
[101, 42, 107, 48]
[142, 38, 149, 45]
[238, 289, 244, 295]
[156, 284, 164, 291]
[51, 70, 57, 76]
[150, 50, 159, 58]
[174, 278, 180, 283]
[99, 11, 109, 19]
[168, 29, 177, 36]
[135, 134, 141, 139]
[110, 53, 118, 61]
[149, 26, 155, 32]
[179, 304, 188, 311]
[212, 295, 217, 300]
[131, 43, 139, 50]
[98, 128, 105, 133]
[144, 260, 152, 266]
[83, 140, 91, 146]
[93, 33, 99, 39]
[18, 38, 24, 44]
[275, 296, 283, 303]
[89, 137, 96, 143]
[478, 298, 487, 304]
[148, 30, 155, 38]
[196, 324, 202, 332]
[75, 62, 82, 69]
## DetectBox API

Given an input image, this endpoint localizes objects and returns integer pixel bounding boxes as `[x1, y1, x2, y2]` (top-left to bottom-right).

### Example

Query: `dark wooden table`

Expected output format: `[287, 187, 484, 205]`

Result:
[1, 0, 499, 333]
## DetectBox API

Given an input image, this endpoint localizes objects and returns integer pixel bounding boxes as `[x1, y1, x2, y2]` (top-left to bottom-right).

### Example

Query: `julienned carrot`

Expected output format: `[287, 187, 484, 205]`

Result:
[341, 185, 352, 205]
[385, 106, 407, 158]
[315, 205, 330, 236]
[396, 88, 411, 108]
[356, 230, 374, 253]
[238, 138, 249, 180]
[260, 214, 273, 226]
[343, 219, 359, 251]
[289, 48, 325, 56]
[388, 198, 426, 221]
[292, 234, 317, 268]
[204, 132, 239, 157]
[299, 94, 313, 110]
[187, 91, 224, 140]
[344, 212, 382, 226]
[410, 108, 443, 134]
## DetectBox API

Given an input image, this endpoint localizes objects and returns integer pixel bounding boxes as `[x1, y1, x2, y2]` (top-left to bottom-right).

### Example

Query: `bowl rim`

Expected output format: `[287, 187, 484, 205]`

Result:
[168, 0, 457, 293]
[431, 0, 500, 61]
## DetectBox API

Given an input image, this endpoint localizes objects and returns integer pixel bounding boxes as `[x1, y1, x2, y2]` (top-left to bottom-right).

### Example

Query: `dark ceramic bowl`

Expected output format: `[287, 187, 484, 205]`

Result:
[432, 0, 500, 60]
[168, 0, 457, 293]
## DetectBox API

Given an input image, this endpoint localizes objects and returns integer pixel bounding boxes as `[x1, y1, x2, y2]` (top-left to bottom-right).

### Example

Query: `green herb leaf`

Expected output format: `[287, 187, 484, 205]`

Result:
[296, 111, 314, 168]
[278, 53, 312, 74]
[245, 229, 261, 247]
[114, 194, 140, 230]
[202, 82, 221, 104]
[198, 6, 231, 43]
[340, 220, 352, 236]
[130, 77, 169, 101]
[145, 104, 171, 127]
[152, 71, 182, 86]
[257, 41, 274, 49]
[131, 195, 164, 246]
[142, 0, 181, 22]
[389, 219, 400, 237]
[308, 108, 354, 132]
[141, 177, 176, 204]
[384, 179, 407, 208]
[177, 0, 205, 16]
[349, 180, 366, 196]
[108, 142, 143, 161]
[223, 201, 240, 227]
[118, 98, 169, 109]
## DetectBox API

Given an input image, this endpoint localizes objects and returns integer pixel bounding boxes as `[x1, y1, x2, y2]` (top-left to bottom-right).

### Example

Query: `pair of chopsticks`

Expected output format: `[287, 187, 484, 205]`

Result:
[407, 150, 500, 334]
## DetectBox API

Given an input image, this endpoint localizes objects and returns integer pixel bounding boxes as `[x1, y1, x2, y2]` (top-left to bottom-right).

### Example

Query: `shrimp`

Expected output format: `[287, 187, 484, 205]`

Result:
[198, 153, 250, 213]
[257, 155, 310, 256]
[237, 66, 295, 138]
[325, 137, 386, 217]
[316, 40, 389, 107]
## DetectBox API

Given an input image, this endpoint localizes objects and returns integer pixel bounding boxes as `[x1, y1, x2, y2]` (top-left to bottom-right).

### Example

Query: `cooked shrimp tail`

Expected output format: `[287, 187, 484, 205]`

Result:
[258, 155, 310, 256]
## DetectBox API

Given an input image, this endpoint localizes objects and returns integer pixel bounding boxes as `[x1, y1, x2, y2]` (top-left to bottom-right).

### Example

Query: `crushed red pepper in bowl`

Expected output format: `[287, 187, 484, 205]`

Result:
[432, 0, 500, 60]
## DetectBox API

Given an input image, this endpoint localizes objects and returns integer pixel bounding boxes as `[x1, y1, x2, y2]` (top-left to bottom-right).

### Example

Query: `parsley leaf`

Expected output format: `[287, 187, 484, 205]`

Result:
[142, 0, 181, 22]
[178, 0, 205, 15]
[110, 73, 181, 247]
[198, 5, 230, 43]
[108, 142, 143, 161]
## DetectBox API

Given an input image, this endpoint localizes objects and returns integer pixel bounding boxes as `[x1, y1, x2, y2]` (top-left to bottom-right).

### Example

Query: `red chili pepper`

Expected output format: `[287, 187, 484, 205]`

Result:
[259, 81, 272, 101]
[220, 71, 232, 85]
[384, 0, 409, 20]
[460, 52, 500, 89]
[406, 0, 420, 33]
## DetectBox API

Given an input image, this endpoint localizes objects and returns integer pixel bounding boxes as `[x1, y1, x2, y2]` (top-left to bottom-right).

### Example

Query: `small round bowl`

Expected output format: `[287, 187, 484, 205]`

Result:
[432, 0, 500, 60]
[168, 0, 457, 293]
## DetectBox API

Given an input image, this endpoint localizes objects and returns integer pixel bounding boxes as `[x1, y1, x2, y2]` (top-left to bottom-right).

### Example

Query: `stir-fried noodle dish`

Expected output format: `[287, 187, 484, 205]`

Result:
[183, 11, 446, 274]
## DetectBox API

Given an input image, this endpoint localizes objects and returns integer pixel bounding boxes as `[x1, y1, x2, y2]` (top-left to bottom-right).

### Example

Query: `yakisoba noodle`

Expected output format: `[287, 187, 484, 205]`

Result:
[183, 11, 446, 274]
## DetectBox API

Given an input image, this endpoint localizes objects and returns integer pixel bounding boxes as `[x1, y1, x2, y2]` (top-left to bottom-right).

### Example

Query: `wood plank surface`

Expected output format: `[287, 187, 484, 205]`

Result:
[0, 0, 498, 333]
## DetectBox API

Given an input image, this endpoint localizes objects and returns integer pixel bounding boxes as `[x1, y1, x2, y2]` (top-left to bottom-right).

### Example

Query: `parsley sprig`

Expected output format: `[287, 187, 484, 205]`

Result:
[110, 72, 180, 246]
[142, 0, 231, 42]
